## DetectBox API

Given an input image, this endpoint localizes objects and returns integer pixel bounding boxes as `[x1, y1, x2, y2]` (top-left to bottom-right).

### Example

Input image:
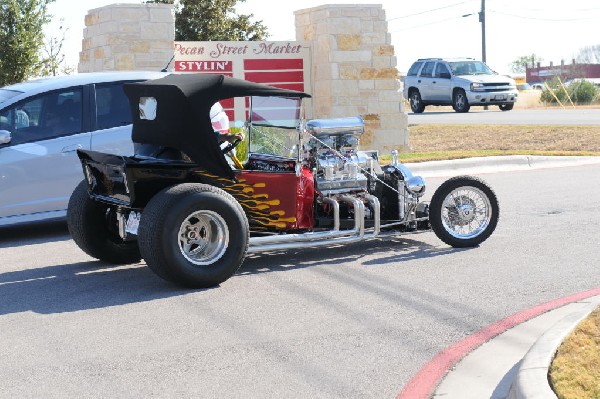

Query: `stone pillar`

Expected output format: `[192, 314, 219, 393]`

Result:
[79, 3, 175, 73]
[295, 4, 408, 152]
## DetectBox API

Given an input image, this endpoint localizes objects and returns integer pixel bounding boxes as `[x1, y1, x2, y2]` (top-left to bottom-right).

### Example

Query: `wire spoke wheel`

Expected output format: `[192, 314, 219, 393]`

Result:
[441, 187, 492, 240]
[429, 176, 499, 248]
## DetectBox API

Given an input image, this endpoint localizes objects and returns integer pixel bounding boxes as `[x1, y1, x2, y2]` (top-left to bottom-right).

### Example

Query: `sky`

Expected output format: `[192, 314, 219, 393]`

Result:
[45, 0, 600, 76]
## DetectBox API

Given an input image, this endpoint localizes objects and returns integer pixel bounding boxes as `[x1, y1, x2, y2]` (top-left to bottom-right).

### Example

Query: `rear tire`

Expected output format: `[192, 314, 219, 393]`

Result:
[67, 181, 141, 264]
[138, 183, 249, 288]
[429, 176, 499, 247]
[409, 90, 425, 113]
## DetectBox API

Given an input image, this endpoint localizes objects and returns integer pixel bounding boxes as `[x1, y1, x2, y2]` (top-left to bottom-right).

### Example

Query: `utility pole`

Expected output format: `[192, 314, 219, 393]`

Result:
[479, 0, 487, 110]
[479, 0, 486, 63]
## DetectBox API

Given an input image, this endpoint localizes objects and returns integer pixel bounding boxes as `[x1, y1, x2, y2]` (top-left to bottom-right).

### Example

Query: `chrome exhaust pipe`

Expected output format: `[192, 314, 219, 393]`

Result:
[249, 196, 365, 252]
[363, 194, 380, 238]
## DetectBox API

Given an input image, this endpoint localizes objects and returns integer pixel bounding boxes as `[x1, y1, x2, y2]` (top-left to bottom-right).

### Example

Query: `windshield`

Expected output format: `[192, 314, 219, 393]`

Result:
[249, 96, 302, 158]
[448, 61, 495, 76]
[0, 89, 22, 105]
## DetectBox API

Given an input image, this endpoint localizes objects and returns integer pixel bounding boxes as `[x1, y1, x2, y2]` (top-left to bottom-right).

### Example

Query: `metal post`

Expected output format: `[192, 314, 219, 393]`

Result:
[479, 0, 486, 63]
[479, 0, 487, 110]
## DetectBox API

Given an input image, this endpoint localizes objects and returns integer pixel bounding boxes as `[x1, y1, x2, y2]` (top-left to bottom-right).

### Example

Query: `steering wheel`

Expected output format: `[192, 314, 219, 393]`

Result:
[221, 138, 241, 154]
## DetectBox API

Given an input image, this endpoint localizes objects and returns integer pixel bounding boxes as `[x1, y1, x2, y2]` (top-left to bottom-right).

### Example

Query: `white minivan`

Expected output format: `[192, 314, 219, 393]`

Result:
[0, 71, 165, 226]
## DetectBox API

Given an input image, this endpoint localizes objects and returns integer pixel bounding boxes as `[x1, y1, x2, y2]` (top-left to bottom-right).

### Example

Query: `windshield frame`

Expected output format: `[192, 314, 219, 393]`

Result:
[247, 95, 304, 161]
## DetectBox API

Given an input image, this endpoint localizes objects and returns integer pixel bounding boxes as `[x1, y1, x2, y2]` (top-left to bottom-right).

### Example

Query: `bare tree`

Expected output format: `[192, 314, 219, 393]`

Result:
[38, 21, 74, 76]
[576, 45, 600, 64]
[510, 54, 543, 74]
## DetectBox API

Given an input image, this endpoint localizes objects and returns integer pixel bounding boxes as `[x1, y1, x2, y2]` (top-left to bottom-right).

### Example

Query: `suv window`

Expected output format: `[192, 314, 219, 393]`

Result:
[95, 83, 132, 130]
[448, 61, 494, 75]
[420, 62, 435, 77]
[435, 63, 451, 78]
[407, 62, 423, 77]
[0, 88, 83, 146]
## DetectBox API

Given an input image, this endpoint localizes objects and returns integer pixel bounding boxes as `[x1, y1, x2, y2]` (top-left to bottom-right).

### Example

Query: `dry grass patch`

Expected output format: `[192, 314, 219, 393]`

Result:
[397, 124, 600, 162]
[549, 307, 600, 399]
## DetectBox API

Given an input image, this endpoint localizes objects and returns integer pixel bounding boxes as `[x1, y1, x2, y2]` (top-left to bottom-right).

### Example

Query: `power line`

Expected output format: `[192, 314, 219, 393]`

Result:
[488, 9, 600, 22]
[389, 15, 469, 33]
[388, 1, 475, 21]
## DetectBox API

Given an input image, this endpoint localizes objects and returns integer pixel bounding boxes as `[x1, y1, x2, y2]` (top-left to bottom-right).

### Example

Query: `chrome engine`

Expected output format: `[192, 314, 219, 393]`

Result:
[305, 117, 375, 195]
[303, 116, 427, 228]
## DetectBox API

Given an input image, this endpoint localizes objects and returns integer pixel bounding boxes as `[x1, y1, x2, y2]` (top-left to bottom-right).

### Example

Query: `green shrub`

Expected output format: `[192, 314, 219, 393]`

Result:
[540, 77, 599, 105]
[569, 80, 598, 104]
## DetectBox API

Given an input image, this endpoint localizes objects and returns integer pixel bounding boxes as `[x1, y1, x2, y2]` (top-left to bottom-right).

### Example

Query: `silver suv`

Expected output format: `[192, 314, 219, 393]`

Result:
[403, 58, 518, 113]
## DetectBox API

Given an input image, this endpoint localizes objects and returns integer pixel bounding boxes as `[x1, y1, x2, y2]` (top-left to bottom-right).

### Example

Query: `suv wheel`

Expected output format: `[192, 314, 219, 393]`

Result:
[452, 89, 470, 113]
[499, 104, 514, 111]
[409, 90, 425, 113]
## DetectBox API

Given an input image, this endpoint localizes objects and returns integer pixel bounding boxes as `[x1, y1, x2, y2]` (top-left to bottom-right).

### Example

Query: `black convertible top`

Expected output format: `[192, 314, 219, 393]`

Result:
[124, 73, 310, 179]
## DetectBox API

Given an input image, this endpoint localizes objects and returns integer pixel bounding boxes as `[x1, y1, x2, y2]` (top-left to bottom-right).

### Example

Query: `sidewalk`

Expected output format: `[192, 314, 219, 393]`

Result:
[432, 294, 600, 399]
[405, 155, 600, 178]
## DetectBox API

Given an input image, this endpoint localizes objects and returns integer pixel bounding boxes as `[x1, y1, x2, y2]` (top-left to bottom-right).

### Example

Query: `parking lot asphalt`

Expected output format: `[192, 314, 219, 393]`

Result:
[397, 155, 600, 399]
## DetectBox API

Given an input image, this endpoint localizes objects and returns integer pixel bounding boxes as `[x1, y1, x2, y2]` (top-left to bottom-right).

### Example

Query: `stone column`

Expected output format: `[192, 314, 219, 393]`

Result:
[295, 4, 408, 152]
[79, 3, 175, 73]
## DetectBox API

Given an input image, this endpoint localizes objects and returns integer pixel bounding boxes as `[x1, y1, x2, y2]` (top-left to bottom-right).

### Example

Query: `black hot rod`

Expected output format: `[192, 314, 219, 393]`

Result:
[68, 73, 499, 288]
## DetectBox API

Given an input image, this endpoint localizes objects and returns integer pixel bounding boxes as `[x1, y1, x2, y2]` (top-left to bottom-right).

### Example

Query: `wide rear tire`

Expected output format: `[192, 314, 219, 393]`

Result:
[67, 181, 141, 264]
[137, 183, 249, 288]
[429, 176, 499, 247]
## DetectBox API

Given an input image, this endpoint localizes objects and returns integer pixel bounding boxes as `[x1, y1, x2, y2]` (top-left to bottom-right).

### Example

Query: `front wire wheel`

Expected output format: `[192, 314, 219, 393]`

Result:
[429, 176, 499, 247]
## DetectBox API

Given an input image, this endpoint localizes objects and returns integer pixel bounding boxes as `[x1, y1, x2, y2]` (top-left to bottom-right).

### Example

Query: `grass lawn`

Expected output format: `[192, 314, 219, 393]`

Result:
[398, 124, 600, 162]
[549, 307, 600, 399]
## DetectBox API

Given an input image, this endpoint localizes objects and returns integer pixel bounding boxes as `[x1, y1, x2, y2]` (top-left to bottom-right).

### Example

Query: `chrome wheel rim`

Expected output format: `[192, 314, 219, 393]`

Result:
[178, 210, 229, 265]
[441, 186, 492, 239]
[410, 93, 420, 110]
[455, 93, 465, 109]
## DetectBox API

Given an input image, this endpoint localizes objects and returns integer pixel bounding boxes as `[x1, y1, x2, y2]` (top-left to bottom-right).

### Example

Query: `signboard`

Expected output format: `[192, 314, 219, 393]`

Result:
[174, 41, 312, 122]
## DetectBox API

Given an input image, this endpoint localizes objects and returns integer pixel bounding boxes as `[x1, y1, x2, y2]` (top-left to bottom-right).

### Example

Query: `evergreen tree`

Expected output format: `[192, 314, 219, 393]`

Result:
[0, 0, 54, 85]
[146, 0, 268, 41]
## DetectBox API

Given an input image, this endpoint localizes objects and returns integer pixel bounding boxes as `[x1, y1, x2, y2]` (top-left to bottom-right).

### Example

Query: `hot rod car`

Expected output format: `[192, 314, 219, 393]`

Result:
[67, 73, 499, 288]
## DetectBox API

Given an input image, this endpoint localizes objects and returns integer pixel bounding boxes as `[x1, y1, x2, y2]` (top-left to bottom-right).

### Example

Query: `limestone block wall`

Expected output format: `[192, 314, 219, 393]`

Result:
[295, 4, 408, 152]
[79, 4, 175, 73]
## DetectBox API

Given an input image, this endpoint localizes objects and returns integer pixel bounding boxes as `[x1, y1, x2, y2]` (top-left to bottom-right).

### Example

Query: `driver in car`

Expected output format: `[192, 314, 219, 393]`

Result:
[210, 102, 244, 143]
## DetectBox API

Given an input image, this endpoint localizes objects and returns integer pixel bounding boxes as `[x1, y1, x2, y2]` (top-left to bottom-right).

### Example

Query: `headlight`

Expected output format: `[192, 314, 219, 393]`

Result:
[470, 82, 485, 91]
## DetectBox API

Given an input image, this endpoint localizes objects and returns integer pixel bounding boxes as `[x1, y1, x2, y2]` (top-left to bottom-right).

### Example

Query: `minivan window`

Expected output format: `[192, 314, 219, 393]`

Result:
[96, 83, 133, 130]
[420, 62, 435, 77]
[407, 62, 423, 77]
[1, 88, 83, 145]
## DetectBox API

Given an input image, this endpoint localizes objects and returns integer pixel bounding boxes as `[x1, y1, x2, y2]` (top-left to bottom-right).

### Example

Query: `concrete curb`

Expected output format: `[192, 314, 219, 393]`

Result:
[405, 155, 600, 177]
[508, 296, 600, 399]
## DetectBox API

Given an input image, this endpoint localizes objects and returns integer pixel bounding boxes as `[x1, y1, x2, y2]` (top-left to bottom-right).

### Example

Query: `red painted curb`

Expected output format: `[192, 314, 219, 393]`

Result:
[397, 287, 600, 399]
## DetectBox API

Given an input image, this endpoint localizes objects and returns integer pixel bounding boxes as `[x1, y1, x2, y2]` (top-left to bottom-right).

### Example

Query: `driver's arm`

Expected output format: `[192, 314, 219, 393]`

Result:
[216, 130, 245, 143]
